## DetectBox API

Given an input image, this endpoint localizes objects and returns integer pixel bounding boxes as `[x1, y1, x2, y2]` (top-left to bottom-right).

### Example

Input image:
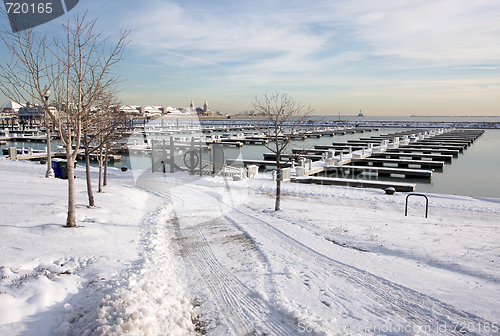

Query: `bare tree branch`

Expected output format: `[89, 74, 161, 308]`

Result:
[251, 92, 314, 211]
[0, 13, 129, 227]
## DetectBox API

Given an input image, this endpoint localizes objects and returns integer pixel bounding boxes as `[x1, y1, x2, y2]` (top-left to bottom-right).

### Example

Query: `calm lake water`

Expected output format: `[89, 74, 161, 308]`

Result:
[4, 120, 500, 199]
[233, 128, 500, 199]
[312, 115, 500, 123]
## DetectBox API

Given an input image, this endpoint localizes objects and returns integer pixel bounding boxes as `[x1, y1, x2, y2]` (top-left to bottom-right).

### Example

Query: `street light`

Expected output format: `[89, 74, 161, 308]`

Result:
[43, 85, 54, 178]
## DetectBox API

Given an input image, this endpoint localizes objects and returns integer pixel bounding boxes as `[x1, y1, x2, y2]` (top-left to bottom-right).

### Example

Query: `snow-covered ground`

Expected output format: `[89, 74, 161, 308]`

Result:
[1, 158, 500, 335]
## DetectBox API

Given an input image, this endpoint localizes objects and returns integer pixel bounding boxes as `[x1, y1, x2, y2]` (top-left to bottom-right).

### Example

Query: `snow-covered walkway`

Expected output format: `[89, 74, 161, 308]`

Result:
[1, 159, 500, 335]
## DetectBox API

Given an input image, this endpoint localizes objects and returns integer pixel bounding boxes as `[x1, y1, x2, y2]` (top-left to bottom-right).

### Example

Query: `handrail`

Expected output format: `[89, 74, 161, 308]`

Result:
[405, 193, 429, 218]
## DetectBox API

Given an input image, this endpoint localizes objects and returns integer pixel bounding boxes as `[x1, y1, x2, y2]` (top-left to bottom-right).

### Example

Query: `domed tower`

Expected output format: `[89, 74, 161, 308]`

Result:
[204, 100, 208, 112]
[190, 100, 195, 111]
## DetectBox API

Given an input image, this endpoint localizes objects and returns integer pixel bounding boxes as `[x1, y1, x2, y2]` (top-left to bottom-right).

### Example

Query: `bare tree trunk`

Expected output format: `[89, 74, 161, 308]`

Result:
[65, 150, 76, 227]
[45, 119, 53, 177]
[98, 146, 103, 193]
[251, 92, 314, 212]
[84, 135, 95, 207]
[275, 154, 281, 211]
[103, 142, 108, 187]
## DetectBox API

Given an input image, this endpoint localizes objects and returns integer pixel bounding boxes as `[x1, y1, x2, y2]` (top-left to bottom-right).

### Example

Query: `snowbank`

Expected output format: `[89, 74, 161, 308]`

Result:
[1, 158, 500, 335]
[0, 159, 194, 336]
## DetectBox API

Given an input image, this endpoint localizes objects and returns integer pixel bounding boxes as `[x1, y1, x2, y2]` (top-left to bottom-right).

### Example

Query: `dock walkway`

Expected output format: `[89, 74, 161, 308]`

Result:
[326, 165, 433, 178]
[282, 128, 484, 191]
[292, 176, 416, 192]
[371, 152, 453, 162]
[229, 159, 292, 169]
[351, 157, 445, 169]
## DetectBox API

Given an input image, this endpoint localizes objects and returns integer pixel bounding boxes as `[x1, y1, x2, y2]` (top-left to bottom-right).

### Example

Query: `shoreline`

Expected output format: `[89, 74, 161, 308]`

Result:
[198, 117, 500, 128]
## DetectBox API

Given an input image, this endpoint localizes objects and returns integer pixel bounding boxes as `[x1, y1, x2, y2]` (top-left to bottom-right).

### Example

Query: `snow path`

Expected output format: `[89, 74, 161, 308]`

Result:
[142, 172, 498, 335]
[223, 205, 499, 335]
[2, 159, 499, 335]
[49, 170, 500, 336]
[161, 185, 299, 335]
[172, 219, 298, 335]
[52, 191, 197, 335]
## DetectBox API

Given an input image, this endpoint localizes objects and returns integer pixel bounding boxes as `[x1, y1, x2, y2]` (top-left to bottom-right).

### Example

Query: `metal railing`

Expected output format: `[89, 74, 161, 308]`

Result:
[405, 193, 429, 218]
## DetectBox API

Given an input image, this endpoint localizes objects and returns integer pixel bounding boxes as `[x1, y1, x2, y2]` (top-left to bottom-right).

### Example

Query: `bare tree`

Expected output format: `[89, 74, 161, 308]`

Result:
[251, 92, 314, 211]
[81, 91, 123, 205]
[0, 24, 57, 177]
[59, 16, 128, 209]
[85, 92, 125, 193]
[0, 14, 128, 227]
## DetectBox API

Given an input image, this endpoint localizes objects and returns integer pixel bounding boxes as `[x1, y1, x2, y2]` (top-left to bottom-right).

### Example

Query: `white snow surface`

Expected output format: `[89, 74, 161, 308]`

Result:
[1, 158, 500, 335]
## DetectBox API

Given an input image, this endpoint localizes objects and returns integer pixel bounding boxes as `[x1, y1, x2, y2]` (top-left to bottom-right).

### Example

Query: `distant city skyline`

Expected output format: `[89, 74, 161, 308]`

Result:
[1, 0, 499, 116]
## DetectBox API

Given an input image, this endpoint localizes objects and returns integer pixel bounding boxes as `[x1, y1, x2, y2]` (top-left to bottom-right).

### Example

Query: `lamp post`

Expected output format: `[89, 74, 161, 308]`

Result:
[43, 85, 54, 178]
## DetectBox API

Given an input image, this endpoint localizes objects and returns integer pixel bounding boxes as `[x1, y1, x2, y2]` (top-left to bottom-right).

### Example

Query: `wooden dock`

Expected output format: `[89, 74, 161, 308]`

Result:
[314, 144, 367, 151]
[9, 152, 67, 160]
[7, 150, 121, 162]
[76, 153, 122, 162]
[228, 159, 292, 169]
[416, 140, 471, 148]
[396, 144, 464, 152]
[326, 165, 433, 178]
[208, 138, 265, 145]
[351, 157, 445, 169]
[0, 136, 49, 142]
[385, 148, 460, 157]
[370, 152, 453, 162]
[263, 152, 324, 162]
[291, 176, 416, 192]
[292, 148, 353, 155]
[205, 140, 244, 147]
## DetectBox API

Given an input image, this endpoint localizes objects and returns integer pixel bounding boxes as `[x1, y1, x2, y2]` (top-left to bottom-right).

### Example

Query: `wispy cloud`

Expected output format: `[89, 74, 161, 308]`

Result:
[331, 0, 500, 63]
[117, 0, 500, 72]
[455, 66, 499, 70]
[115, 0, 328, 69]
[60, 0, 500, 114]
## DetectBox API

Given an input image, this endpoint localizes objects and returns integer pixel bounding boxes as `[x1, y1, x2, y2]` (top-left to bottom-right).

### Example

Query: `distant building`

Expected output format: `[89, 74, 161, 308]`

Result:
[197, 100, 213, 116]
[139, 106, 162, 117]
[117, 101, 214, 117]
[118, 105, 141, 115]
[17, 104, 44, 122]
[1, 101, 23, 115]
[160, 106, 181, 114]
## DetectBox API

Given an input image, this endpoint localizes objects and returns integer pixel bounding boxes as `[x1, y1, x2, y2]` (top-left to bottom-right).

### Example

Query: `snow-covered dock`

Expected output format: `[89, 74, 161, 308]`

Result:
[326, 165, 433, 179]
[292, 175, 417, 191]
[282, 128, 484, 190]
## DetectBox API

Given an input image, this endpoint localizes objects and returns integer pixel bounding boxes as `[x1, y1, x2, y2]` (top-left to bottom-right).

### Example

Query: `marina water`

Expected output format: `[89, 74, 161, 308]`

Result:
[4, 118, 500, 199]
[235, 127, 500, 199]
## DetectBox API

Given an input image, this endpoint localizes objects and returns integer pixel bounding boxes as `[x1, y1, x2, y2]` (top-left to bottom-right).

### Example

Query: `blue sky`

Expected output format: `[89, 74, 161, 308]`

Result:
[1, 0, 499, 116]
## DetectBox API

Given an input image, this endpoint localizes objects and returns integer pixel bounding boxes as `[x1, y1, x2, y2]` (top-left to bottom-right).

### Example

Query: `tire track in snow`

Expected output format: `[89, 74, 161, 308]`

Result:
[224, 205, 500, 336]
[169, 194, 298, 335]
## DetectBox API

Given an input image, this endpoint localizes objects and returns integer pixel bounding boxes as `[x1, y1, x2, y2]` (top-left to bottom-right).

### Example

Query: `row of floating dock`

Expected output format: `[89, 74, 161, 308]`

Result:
[2, 123, 378, 156]
[122, 125, 380, 152]
[3, 147, 122, 162]
[237, 128, 484, 192]
[2, 122, 485, 193]
[297, 129, 484, 191]
[127, 128, 483, 191]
